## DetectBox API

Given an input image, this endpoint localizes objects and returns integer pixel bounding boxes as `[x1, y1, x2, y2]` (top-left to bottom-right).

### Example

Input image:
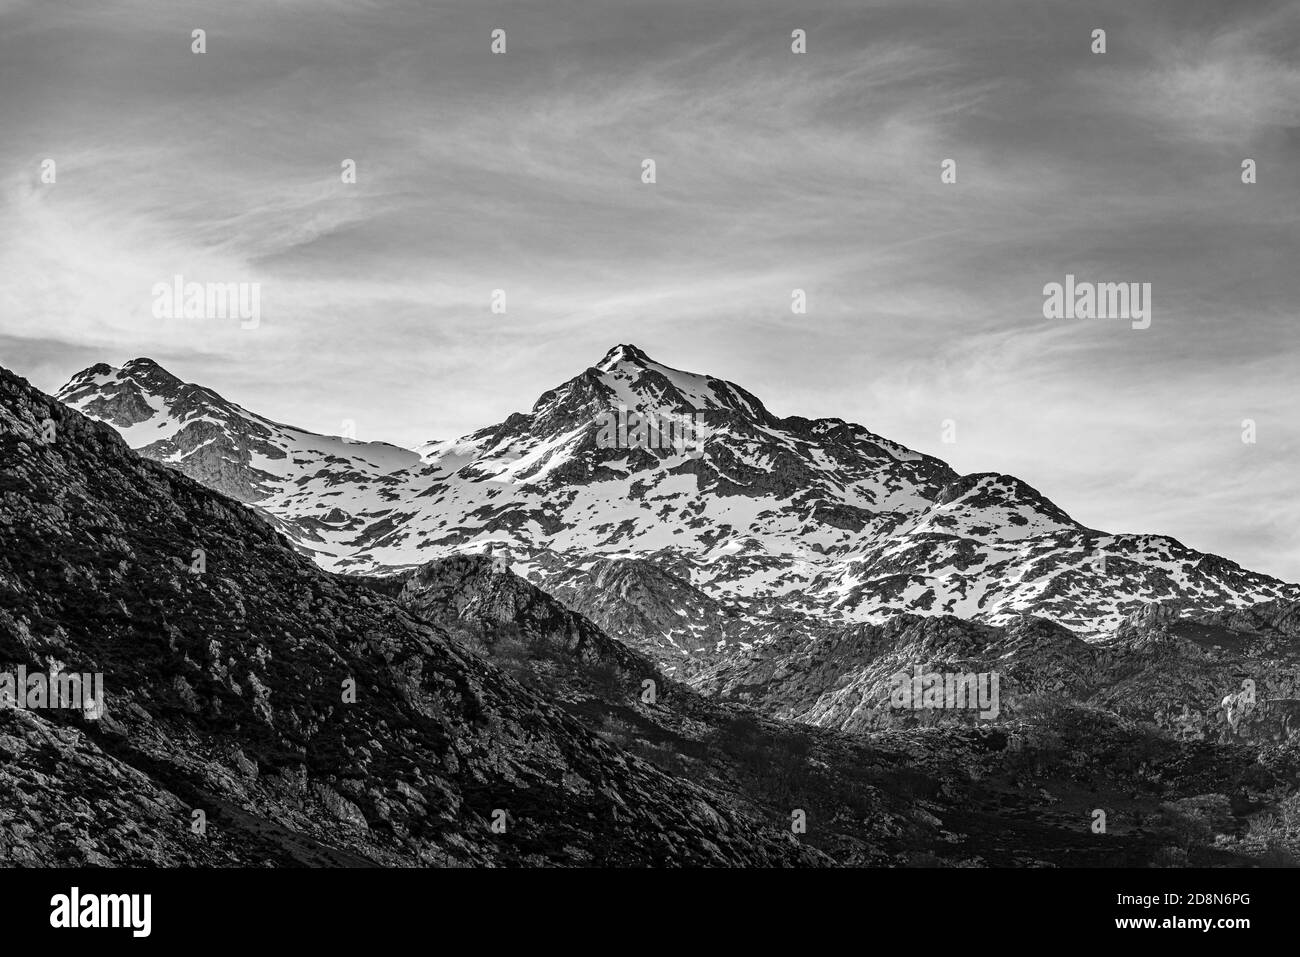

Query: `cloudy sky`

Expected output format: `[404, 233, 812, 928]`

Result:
[1, 0, 1297, 580]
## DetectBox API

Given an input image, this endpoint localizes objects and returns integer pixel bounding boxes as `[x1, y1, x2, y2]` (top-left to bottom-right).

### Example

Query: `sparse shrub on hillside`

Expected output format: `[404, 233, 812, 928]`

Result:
[1245, 791, 1300, 865]
[627, 739, 690, 777]
[586, 660, 624, 698]
[705, 715, 816, 806]
[1150, 846, 1188, 868]
[595, 715, 638, 750]
[1149, 794, 1235, 863]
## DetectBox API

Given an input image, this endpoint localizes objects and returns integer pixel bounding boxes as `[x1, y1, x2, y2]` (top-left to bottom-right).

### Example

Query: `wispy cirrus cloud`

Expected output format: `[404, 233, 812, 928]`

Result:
[0, 0, 1295, 579]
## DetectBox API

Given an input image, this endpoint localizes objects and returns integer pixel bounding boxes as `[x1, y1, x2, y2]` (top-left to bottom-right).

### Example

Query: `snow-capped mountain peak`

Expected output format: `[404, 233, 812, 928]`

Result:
[57, 358, 421, 505]
[586, 342, 770, 420]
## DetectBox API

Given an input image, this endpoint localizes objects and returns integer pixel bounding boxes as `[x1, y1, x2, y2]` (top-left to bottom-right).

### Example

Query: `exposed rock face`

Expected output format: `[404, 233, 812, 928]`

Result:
[691, 600, 1300, 749]
[539, 556, 739, 662]
[389, 554, 662, 699]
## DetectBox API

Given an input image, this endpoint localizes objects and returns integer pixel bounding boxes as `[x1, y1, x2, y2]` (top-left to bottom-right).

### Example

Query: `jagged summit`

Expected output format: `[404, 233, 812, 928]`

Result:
[596, 343, 653, 369]
[59, 357, 213, 418]
[578, 343, 772, 421]
[57, 358, 421, 505]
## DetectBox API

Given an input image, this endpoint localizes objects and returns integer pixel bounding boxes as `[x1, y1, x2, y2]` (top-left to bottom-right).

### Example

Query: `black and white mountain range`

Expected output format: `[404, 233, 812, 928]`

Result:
[2, 348, 1298, 868]
[57, 344, 1300, 663]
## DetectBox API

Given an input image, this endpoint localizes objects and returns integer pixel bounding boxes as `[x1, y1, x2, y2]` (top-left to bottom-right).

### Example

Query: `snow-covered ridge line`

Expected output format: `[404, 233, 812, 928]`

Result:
[56, 344, 1300, 653]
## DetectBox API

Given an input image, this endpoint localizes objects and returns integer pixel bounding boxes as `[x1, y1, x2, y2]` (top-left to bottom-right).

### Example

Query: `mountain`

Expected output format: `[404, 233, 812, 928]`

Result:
[691, 600, 1300, 741]
[2, 362, 822, 866]
[13, 359, 1300, 867]
[58, 346, 1300, 664]
[56, 356, 420, 509]
[367, 554, 1300, 867]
